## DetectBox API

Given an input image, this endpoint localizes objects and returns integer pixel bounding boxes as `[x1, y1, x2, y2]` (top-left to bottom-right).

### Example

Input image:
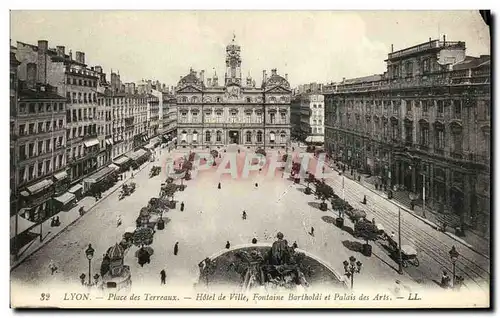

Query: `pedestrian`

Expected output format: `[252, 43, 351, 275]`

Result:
[174, 242, 179, 256]
[218, 182, 221, 189]
[55, 216, 60, 226]
[441, 271, 450, 289]
[180, 202, 185, 212]
[310, 227, 315, 237]
[160, 269, 166, 285]
[255, 182, 258, 189]
[49, 260, 57, 275]
[292, 241, 298, 249]
[252, 238, 257, 244]
[50, 217, 55, 227]
[242, 210, 247, 220]
[225, 241, 230, 249]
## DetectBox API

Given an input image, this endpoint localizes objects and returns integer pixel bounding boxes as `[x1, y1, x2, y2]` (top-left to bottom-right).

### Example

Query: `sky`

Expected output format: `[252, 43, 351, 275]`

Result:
[10, 11, 490, 88]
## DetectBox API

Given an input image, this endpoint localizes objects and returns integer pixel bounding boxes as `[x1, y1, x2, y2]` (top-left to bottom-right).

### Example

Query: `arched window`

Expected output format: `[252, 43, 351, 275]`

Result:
[269, 97, 276, 103]
[181, 130, 187, 143]
[270, 131, 276, 143]
[191, 96, 198, 103]
[216, 130, 222, 142]
[257, 131, 263, 143]
[181, 96, 188, 103]
[246, 131, 252, 143]
[192, 130, 198, 143]
[205, 131, 211, 142]
[280, 131, 286, 142]
[280, 96, 286, 103]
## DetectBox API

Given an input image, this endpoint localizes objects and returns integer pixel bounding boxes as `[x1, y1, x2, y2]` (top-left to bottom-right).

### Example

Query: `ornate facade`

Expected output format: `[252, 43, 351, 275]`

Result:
[176, 36, 291, 149]
[324, 37, 491, 234]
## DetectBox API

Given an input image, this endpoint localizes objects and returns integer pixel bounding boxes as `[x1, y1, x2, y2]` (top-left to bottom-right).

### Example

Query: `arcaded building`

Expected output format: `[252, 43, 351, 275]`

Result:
[323, 37, 491, 234]
[175, 36, 291, 149]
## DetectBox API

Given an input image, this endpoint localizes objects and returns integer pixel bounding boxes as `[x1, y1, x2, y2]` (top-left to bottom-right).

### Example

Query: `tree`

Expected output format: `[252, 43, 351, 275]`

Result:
[132, 227, 154, 247]
[188, 152, 196, 162]
[354, 219, 378, 256]
[163, 183, 178, 203]
[182, 160, 193, 172]
[315, 182, 334, 211]
[210, 149, 218, 159]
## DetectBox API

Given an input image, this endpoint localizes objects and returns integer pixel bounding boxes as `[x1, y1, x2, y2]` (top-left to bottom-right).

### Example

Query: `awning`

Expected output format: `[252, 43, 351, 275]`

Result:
[84, 166, 115, 183]
[127, 149, 148, 161]
[142, 136, 148, 142]
[27, 179, 53, 195]
[143, 144, 154, 150]
[54, 192, 76, 205]
[150, 137, 160, 144]
[10, 212, 37, 239]
[305, 136, 325, 143]
[108, 163, 120, 171]
[53, 170, 68, 181]
[68, 184, 83, 194]
[114, 156, 131, 166]
[20, 191, 29, 197]
[84, 138, 99, 148]
[106, 139, 113, 145]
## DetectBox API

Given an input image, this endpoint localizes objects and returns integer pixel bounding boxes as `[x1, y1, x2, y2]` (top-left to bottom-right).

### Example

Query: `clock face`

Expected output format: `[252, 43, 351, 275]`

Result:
[230, 58, 238, 67]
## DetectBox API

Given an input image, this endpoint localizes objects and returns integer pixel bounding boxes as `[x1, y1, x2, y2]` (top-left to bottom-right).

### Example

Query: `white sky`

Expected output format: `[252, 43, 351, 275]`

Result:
[10, 11, 490, 87]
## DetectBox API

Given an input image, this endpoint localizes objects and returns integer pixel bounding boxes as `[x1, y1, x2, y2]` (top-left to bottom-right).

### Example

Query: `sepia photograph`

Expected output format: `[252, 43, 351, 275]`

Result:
[8, 9, 491, 309]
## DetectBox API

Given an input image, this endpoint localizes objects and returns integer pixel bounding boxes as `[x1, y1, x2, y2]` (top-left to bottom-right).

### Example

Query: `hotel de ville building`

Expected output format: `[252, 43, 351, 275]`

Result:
[175, 36, 292, 150]
[323, 37, 491, 236]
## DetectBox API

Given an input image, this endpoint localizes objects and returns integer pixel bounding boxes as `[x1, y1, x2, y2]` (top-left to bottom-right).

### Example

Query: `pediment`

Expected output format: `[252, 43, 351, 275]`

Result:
[265, 85, 292, 94]
[176, 85, 203, 93]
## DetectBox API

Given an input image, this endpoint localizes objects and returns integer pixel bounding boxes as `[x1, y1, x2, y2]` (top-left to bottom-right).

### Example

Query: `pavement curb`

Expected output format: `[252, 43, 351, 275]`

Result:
[10, 160, 153, 272]
[325, 162, 489, 260]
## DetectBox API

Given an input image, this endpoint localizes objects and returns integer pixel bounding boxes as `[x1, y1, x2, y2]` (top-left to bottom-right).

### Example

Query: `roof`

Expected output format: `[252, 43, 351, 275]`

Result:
[19, 87, 66, 101]
[453, 55, 491, 71]
[107, 243, 124, 260]
[177, 69, 205, 89]
[343, 74, 384, 85]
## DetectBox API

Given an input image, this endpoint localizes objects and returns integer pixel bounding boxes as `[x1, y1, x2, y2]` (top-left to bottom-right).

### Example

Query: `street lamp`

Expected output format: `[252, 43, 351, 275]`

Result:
[449, 246, 460, 287]
[85, 244, 95, 285]
[343, 256, 362, 289]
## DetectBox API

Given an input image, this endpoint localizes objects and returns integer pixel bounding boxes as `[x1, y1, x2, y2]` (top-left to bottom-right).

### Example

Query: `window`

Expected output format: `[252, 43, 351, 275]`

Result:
[28, 123, 35, 134]
[216, 131, 222, 142]
[28, 143, 34, 157]
[19, 103, 26, 113]
[46, 103, 52, 112]
[19, 145, 26, 160]
[436, 129, 445, 149]
[246, 97, 251, 103]
[454, 100, 462, 117]
[246, 131, 252, 143]
[437, 100, 444, 115]
[422, 58, 431, 74]
[280, 111, 286, 122]
[270, 113, 275, 124]
[422, 100, 429, 113]
[29, 103, 35, 113]
[205, 131, 211, 142]
[38, 103, 44, 113]
[37, 162, 43, 176]
[405, 61, 413, 77]
[79, 79, 82, 86]
[59, 103, 63, 111]
[270, 132, 275, 143]
[393, 102, 400, 114]
[45, 160, 50, 173]
[257, 131, 263, 143]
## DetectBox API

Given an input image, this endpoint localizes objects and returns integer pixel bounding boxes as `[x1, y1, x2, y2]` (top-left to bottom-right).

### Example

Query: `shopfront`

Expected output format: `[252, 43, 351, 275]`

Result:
[68, 184, 84, 201]
[19, 178, 55, 222]
[126, 149, 150, 169]
[53, 192, 76, 211]
[83, 166, 118, 195]
[113, 156, 132, 173]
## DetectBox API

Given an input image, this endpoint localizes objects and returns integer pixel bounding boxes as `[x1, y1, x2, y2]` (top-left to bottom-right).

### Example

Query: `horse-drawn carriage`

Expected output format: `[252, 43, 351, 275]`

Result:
[149, 166, 161, 178]
[385, 235, 420, 268]
[119, 182, 136, 200]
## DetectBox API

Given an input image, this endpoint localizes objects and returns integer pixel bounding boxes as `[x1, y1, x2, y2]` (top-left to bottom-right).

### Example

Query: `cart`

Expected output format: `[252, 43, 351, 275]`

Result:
[388, 243, 420, 268]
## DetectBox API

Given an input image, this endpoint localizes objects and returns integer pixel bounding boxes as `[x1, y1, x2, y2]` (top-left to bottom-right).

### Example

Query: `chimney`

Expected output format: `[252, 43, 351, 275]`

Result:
[429, 37, 432, 43]
[56, 45, 65, 57]
[271, 69, 277, 76]
[37, 40, 48, 84]
[443, 34, 446, 45]
[69, 50, 73, 60]
[95, 65, 102, 73]
[263, 70, 267, 83]
[391, 44, 394, 53]
[285, 73, 288, 81]
[200, 70, 205, 83]
[75, 51, 85, 64]
[26, 63, 37, 89]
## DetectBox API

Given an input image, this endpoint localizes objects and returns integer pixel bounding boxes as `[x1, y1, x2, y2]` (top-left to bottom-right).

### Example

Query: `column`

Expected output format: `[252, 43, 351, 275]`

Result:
[463, 174, 471, 225]
[411, 162, 417, 192]
[445, 168, 451, 208]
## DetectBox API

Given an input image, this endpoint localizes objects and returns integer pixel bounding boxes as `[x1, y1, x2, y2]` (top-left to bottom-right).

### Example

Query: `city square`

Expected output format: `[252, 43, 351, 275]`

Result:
[9, 11, 491, 308]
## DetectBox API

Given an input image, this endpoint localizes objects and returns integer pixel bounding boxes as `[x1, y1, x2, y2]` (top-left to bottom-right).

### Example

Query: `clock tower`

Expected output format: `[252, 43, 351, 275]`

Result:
[225, 34, 242, 86]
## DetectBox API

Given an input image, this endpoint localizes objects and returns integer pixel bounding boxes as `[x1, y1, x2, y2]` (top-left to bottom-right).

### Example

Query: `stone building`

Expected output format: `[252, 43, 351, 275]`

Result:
[146, 94, 160, 139]
[175, 36, 291, 149]
[324, 37, 491, 233]
[290, 93, 325, 144]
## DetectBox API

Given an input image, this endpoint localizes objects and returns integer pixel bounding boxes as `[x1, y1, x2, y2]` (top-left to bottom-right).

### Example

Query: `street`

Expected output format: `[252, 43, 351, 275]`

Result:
[10, 146, 488, 296]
